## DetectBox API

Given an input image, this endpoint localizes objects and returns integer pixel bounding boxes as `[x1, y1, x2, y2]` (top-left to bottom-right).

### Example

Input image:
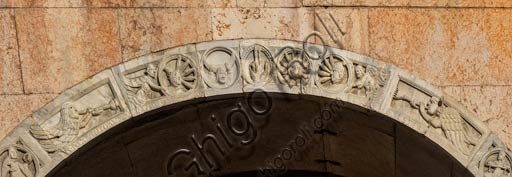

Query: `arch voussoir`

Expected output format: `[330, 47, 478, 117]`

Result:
[0, 39, 509, 177]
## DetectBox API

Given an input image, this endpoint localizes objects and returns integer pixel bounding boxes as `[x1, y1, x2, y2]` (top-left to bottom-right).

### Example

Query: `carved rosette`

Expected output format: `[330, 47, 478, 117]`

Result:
[158, 54, 198, 95]
[314, 54, 354, 93]
[0, 144, 39, 177]
[479, 148, 512, 177]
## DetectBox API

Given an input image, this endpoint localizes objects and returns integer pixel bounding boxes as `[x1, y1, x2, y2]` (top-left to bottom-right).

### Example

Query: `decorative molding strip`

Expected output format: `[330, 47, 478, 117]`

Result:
[0, 39, 507, 177]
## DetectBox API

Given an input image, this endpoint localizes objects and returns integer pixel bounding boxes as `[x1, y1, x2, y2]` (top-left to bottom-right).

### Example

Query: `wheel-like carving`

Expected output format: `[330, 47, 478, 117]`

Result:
[158, 54, 198, 94]
[315, 54, 354, 92]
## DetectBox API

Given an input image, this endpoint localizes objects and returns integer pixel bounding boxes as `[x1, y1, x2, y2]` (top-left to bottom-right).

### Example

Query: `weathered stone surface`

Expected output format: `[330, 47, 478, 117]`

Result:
[369, 8, 512, 86]
[119, 8, 212, 60]
[314, 8, 369, 56]
[16, 8, 122, 94]
[237, 0, 265, 7]
[442, 86, 461, 101]
[303, 0, 331, 6]
[0, 9, 23, 94]
[0, 94, 56, 140]
[264, 0, 301, 7]
[212, 8, 314, 41]
[461, 86, 512, 148]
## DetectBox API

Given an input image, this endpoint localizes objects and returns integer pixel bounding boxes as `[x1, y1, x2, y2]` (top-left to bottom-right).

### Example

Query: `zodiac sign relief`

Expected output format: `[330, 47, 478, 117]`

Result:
[159, 55, 198, 94]
[394, 94, 478, 156]
[275, 48, 310, 88]
[350, 64, 387, 98]
[202, 47, 240, 89]
[123, 64, 169, 107]
[480, 149, 512, 177]
[0, 146, 36, 177]
[29, 100, 120, 154]
[242, 45, 272, 86]
[316, 54, 352, 90]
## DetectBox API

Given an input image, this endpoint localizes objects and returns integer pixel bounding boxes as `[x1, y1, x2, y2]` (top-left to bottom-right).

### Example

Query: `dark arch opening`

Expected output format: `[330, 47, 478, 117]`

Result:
[47, 93, 475, 177]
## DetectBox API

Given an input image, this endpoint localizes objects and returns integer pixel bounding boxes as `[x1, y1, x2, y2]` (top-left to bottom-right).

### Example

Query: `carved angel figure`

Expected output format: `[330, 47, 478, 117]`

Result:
[394, 95, 478, 155]
[124, 64, 168, 105]
[1, 147, 33, 177]
[204, 61, 235, 85]
[276, 49, 310, 87]
[351, 65, 386, 97]
[162, 55, 197, 93]
[318, 55, 347, 86]
[29, 100, 119, 153]
[484, 151, 511, 177]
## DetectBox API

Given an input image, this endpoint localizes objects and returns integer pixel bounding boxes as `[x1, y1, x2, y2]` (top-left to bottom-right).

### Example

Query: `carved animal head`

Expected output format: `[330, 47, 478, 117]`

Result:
[62, 102, 80, 120]
[215, 63, 232, 84]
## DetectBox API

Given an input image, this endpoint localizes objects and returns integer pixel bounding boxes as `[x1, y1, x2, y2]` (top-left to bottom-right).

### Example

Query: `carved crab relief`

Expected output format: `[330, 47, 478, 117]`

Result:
[349, 64, 388, 99]
[275, 47, 310, 88]
[0, 144, 39, 177]
[202, 47, 240, 89]
[479, 148, 512, 177]
[393, 83, 481, 156]
[29, 99, 120, 154]
[242, 44, 273, 87]
[315, 54, 353, 92]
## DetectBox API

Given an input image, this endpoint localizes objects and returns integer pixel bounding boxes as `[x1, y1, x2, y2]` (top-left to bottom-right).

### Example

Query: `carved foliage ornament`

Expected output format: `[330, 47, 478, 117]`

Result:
[242, 44, 273, 87]
[0, 144, 39, 177]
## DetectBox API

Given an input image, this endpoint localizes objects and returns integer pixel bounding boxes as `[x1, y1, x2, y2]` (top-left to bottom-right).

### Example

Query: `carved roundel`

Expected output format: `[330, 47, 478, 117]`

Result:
[201, 47, 240, 89]
[274, 47, 311, 87]
[479, 148, 512, 177]
[158, 54, 198, 94]
[0, 145, 39, 177]
[315, 54, 354, 92]
[242, 44, 273, 86]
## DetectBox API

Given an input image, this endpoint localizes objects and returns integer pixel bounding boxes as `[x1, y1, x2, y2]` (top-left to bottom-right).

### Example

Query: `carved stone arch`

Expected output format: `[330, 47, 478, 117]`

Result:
[0, 39, 509, 177]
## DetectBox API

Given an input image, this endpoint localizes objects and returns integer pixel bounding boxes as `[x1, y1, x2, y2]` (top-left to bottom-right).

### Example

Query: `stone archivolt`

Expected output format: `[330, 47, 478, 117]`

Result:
[0, 39, 508, 177]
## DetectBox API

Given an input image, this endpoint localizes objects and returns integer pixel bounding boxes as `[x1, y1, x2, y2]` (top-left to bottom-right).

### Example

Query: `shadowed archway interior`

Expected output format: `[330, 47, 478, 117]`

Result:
[47, 93, 474, 177]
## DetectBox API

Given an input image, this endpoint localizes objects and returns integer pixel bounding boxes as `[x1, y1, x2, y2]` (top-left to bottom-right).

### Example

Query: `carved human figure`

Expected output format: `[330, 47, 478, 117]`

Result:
[30, 100, 119, 153]
[484, 151, 511, 177]
[276, 49, 310, 87]
[394, 95, 477, 155]
[1, 147, 33, 177]
[352, 65, 386, 97]
[124, 64, 169, 105]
